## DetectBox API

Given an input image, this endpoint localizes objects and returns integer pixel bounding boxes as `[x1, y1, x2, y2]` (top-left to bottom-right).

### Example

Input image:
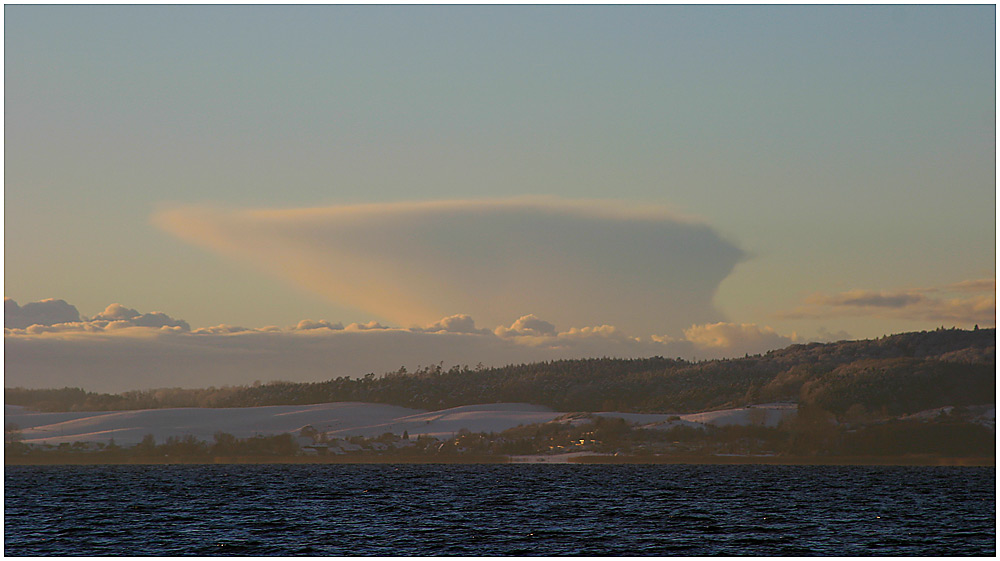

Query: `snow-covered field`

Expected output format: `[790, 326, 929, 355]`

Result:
[5, 402, 800, 446]
[900, 405, 995, 430]
[595, 403, 799, 430]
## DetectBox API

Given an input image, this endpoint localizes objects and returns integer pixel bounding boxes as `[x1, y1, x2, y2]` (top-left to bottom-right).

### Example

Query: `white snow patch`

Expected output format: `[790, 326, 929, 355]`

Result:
[901, 406, 955, 421]
[326, 403, 562, 440]
[901, 405, 996, 430]
[509, 452, 611, 463]
[595, 403, 798, 430]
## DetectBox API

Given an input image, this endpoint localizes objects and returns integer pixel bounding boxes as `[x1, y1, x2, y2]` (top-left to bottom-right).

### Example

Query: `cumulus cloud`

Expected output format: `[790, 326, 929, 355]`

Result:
[7, 317, 666, 392]
[291, 319, 344, 331]
[151, 197, 744, 336]
[494, 314, 558, 338]
[5, 298, 80, 328]
[345, 321, 390, 331]
[558, 324, 627, 340]
[20, 322, 108, 335]
[416, 314, 491, 335]
[778, 279, 995, 326]
[682, 322, 798, 357]
[191, 324, 255, 335]
[812, 327, 854, 343]
[94, 303, 142, 321]
[123, 312, 190, 330]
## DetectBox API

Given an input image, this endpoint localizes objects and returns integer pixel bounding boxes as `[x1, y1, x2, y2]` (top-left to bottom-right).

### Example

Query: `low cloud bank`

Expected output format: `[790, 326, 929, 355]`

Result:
[778, 279, 996, 326]
[5, 299, 805, 393]
[4, 300, 190, 334]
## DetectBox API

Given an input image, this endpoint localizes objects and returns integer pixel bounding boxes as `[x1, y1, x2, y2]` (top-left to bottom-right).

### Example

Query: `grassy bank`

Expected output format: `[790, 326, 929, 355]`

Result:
[569, 454, 994, 466]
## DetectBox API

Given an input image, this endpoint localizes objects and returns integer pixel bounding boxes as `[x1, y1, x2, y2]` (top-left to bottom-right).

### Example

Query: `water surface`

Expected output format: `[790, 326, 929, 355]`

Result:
[5, 464, 994, 555]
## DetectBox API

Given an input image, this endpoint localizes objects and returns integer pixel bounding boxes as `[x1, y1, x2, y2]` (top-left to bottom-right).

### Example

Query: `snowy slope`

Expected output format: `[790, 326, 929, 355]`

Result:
[6, 402, 801, 446]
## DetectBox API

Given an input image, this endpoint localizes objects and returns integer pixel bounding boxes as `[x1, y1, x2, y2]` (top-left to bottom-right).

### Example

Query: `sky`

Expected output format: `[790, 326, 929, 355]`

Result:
[5, 5, 996, 392]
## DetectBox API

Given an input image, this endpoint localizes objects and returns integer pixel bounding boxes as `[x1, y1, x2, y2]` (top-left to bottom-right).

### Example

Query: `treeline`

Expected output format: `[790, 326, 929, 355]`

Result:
[5, 431, 300, 461]
[6, 328, 995, 419]
[470, 411, 995, 458]
[7, 411, 994, 463]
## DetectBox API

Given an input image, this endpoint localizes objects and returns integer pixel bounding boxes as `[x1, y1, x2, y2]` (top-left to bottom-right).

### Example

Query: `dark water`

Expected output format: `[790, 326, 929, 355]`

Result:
[4, 464, 995, 556]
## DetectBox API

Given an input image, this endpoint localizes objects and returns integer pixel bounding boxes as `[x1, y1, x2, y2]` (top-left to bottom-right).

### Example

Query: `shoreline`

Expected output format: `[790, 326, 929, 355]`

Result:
[5, 454, 993, 467]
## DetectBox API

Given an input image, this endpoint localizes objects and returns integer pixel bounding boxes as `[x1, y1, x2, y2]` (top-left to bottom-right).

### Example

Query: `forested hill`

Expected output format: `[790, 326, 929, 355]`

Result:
[6, 328, 995, 419]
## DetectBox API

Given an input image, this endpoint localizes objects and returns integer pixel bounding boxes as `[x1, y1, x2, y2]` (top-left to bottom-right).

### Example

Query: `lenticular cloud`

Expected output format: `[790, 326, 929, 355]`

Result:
[153, 197, 744, 336]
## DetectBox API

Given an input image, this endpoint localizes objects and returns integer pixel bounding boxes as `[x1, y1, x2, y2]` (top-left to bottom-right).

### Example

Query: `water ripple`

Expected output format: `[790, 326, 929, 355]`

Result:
[5, 464, 995, 556]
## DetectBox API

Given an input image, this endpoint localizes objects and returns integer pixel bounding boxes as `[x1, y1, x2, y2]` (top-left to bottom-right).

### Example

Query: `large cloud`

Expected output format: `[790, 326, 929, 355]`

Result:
[778, 279, 996, 326]
[5, 300, 804, 393]
[151, 198, 744, 336]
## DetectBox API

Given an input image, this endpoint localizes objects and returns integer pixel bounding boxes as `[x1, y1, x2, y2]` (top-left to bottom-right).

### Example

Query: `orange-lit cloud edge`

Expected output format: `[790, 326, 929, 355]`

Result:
[4, 297, 795, 392]
[6, 284, 993, 393]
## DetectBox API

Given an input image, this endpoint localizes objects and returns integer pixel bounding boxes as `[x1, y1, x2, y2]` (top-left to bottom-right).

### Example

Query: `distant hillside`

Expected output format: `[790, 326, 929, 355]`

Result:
[6, 328, 995, 420]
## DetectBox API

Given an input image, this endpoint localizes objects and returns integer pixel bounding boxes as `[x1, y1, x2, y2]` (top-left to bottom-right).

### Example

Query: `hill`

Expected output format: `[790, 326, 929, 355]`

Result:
[5, 327, 995, 421]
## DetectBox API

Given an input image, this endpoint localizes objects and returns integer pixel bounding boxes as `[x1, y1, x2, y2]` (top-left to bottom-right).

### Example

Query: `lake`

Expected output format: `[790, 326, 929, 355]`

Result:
[5, 464, 995, 555]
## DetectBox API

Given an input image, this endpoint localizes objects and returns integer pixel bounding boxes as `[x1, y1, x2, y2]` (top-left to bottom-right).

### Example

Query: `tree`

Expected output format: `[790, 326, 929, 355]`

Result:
[787, 403, 838, 454]
[5, 423, 23, 445]
[266, 433, 299, 456]
[5, 423, 27, 455]
[212, 432, 239, 456]
[137, 433, 158, 456]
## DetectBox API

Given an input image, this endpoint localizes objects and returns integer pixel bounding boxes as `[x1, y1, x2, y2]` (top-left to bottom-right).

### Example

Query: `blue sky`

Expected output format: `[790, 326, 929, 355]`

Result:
[4, 5, 995, 390]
